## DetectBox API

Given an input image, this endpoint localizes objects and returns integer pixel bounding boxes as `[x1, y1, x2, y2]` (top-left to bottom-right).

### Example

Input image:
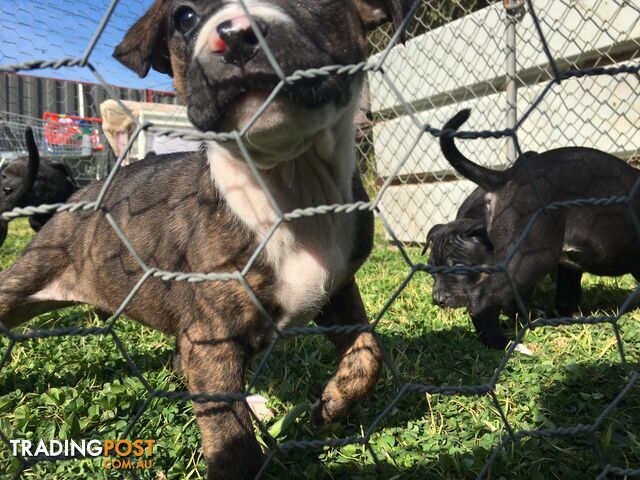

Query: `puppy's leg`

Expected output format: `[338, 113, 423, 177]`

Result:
[179, 323, 261, 480]
[469, 303, 508, 349]
[469, 224, 563, 348]
[311, 278, 382, 424]
[555, 266, 582, 316]
[0, 248, 70, 328]
[467, 271, 518, 349]
[0, 221, 7, 247]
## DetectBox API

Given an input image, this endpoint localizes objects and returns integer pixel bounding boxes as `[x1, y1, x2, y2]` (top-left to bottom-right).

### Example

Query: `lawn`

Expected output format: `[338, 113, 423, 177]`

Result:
[0, 218, 638, 479]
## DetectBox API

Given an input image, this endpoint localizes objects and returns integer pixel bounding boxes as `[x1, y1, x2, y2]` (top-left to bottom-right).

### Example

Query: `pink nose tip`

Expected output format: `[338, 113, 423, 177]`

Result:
[210, 16, 255, 53]
[211, 34, 226, 53]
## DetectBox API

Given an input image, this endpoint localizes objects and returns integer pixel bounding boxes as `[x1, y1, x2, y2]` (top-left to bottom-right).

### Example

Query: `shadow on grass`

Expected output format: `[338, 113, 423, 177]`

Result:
[0, 279, 637, 479]
[532, 276, 638, 315]
[249, 273, 640, 479]
[0, 307, 176, 397]
[258, 360, 639, 480]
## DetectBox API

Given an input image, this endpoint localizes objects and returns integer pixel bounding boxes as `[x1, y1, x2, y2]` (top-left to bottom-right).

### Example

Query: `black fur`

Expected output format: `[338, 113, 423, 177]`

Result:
[425, 182, 584, 319]
[437, 109, 640, 349]
[0, 128, 77, 247]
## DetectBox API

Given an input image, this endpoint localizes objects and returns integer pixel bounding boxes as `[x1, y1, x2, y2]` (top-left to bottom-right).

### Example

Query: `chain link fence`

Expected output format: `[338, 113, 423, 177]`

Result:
[0, 0, 639, 478]
[365, 0, 640, 246]
[0, 111, 108, 185]
[0, 77, 181, 185]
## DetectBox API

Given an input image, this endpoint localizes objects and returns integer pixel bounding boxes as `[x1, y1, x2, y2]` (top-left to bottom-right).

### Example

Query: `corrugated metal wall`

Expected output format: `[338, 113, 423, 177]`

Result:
[0, 73, 178, 119]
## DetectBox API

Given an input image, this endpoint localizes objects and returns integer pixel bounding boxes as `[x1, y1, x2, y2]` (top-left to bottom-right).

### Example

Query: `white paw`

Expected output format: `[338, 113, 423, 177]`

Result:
[514, 343, 535, 356]
[246, 394, 274, 420]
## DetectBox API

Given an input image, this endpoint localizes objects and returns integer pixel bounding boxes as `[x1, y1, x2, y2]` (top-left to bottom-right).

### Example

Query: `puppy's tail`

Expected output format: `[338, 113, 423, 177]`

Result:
[0, 128, 39, 248]
[440, 109, 506, 191]
[19, 127, 40, 198]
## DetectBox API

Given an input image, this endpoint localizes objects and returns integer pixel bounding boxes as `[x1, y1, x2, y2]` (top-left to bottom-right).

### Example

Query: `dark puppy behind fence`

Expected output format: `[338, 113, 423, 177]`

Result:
[424, 151, 586, 319]
[0, 128, 78, 247]
[436, 108, 640, 349]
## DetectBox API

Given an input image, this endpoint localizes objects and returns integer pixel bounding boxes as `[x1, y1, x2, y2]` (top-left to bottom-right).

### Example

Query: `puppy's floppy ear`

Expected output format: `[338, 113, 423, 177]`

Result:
[464, 225, 493, 250]
[49, 161, 79, 188]
[113, 0, 172, 77]
[355, 0, 414, 33]
[423, 223, 446, 255]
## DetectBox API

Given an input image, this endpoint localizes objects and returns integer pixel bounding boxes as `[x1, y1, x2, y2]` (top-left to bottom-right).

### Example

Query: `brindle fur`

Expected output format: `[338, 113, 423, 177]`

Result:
[0, 150, 372, 477]
[0, 1, 412, 477]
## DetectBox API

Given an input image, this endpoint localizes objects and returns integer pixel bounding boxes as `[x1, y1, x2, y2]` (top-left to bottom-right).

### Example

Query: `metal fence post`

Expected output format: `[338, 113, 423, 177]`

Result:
[504, 0, 526, 164]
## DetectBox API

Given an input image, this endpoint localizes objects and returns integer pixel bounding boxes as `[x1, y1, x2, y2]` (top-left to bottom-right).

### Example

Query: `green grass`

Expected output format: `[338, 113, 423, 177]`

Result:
[0, 218, 638, 479]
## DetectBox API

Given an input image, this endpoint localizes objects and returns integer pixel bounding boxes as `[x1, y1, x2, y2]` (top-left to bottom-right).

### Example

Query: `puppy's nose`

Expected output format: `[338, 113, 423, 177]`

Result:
[211, 16, 267, 67]
[434, 292, 452, 307]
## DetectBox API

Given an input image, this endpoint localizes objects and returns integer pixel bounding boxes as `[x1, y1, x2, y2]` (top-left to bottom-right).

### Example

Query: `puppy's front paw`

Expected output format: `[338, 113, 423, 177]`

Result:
[481, 335, 509, 350]
[310, 389, 348, 425]
[471, 310, 508, 349]
[246, 394, 274, 420]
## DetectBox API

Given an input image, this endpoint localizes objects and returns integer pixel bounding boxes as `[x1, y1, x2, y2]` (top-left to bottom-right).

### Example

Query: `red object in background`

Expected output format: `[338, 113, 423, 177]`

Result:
[42, 112, 104, 152]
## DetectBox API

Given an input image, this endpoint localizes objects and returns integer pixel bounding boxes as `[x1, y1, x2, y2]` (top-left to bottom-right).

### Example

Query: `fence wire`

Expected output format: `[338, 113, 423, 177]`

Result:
[0, 0, 639, 479]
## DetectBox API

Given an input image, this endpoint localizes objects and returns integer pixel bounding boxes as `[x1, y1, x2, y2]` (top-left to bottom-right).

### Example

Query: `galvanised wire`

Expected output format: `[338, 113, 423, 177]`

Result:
[0, 0, 638, 479]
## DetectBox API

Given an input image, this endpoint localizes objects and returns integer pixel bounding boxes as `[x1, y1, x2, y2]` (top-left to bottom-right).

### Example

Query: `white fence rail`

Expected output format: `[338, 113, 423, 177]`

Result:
[370, 0, 640, 243]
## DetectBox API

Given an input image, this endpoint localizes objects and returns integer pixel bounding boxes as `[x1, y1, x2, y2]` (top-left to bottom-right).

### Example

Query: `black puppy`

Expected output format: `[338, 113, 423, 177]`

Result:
[455, 185, 487, 221]
[425, 188, 583, 319]
[0, 128, 78, 246]
[423, 191, 493, 308]
[438, 109, 640, 349]
[423, 154, 537, 309]
[424, 151, 573, 312]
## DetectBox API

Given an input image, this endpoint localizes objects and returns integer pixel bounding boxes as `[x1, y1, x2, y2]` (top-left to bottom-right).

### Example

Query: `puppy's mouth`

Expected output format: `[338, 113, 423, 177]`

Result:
[186, 65, 352, 133]
[440, 297, 468, 308]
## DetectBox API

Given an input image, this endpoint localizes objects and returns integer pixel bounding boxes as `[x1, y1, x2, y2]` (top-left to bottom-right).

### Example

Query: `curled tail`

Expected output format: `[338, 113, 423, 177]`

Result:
[440, 109, 506, 191]
[19, 127, 40, 199]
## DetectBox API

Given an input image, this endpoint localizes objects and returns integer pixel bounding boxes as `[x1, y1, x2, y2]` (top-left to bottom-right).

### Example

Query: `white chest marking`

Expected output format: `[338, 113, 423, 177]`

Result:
[209, 138, 356, 329]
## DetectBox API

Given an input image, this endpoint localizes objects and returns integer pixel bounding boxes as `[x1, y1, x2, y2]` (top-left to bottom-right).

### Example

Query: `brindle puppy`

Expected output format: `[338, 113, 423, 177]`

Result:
[424, 217, 493, 309]
[0, 0, 412, 478]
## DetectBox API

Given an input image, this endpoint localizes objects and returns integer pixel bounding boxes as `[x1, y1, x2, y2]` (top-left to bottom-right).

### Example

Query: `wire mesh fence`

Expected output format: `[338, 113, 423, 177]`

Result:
[0, 74, 183, 184]
[0, 111, 108, 185]
[367, 0, 640, 246]
[0, 0, 638, 479]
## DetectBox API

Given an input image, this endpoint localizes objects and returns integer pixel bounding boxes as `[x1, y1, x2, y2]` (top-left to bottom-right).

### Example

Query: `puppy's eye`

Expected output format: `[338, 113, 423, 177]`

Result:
[3, 187, 12, 195]
[174, 6, 199, 34]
